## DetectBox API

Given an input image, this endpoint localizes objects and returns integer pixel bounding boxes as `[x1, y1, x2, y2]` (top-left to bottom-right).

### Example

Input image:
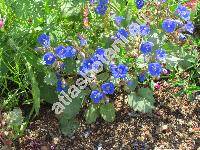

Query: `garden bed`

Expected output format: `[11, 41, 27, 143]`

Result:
[14, 82, 199, 150]
[0, 1, 200, 150]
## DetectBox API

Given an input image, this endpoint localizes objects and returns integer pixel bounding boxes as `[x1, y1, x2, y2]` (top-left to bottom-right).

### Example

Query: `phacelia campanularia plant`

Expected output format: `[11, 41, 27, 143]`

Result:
[34, 0, 196, 134]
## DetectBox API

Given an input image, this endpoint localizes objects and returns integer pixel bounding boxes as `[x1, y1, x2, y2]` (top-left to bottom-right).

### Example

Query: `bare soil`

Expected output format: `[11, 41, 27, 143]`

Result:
[14, 81, 200, 150]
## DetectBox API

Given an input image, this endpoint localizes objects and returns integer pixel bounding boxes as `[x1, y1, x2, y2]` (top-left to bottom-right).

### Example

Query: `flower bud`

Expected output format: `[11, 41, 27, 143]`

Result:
[162, 68, 169, 75]
[0, 19, 4, 28]
[154, 82, 161, 89]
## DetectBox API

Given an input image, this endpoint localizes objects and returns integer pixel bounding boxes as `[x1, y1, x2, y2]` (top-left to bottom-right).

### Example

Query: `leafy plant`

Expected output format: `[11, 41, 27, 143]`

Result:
[0, 0, 199, 137]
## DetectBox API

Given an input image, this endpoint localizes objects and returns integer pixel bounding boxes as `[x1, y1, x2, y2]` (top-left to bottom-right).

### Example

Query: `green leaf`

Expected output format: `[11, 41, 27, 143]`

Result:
[63, 58, 77, 74]
[60, 0, 82, 17]
[59, 117, 79, 136]
[96, 71, 110, 82]
[137, 87, 154, 101]
[127, 78, 138, 91]
[44, 71, 58, 86]
[128, 91, 155, 113]
[5, 108, 23, 127]
[134, 97, 155, 113]
[127, 92, 139, 108]
[23, 50, 44, 72]
[26, 62, 40, 116]
[85, 104, 99, 124]
[100, 103, 115, 122]
[168, 1, 178, 12]
[0, 52, 9, 80]
[39, 83, 58, 104]
[62, 96, 83, 120]
[36, 72, 58, 104]
[178, 55, 195, 70]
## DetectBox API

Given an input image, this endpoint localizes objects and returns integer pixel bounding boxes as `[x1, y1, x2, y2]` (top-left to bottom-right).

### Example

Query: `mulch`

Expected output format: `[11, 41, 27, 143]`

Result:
[13, 81, 200, 150]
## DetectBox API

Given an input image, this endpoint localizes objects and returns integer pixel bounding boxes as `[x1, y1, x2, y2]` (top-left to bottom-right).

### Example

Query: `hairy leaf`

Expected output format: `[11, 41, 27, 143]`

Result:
[85, 104, 99, 124]
[100, 103, 115, 122]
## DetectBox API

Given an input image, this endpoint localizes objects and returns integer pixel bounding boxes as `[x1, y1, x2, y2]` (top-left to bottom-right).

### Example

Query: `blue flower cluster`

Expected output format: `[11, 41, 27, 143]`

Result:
[79, 47, 106, 74]
[162, 5, 194, 41]
[38, 34, 77, 66]
[110, 64, 128, 79]
[138, 73, 146, 82]
[90, 82, 115, 104]
[95, 0, 109, 15]
[176, 5, 194, 38]
[38, 34, 50, 48]
[101, 82, 115, 94]
[55, 46, 77, 59]
[140, 25, 150, 36]
[129, 23, 150, 37]
[78, 35, 87, 46]
[37, 1, 196, 114]
[90, 90, 104, 104]
[43, 52, 56, 65]
[176, 5, 190, 21]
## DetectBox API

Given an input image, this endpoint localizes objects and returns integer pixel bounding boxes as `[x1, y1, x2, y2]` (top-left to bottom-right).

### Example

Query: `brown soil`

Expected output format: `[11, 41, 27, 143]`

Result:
[12, 82, 200, 150]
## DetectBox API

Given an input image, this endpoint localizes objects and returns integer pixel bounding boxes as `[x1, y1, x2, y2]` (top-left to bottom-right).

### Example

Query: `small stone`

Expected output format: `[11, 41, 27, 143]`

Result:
[71, 136, 75, 140]
[53, 137, 59, 144]
[97, 143, 102, 150]
[84, 131, 90, 138]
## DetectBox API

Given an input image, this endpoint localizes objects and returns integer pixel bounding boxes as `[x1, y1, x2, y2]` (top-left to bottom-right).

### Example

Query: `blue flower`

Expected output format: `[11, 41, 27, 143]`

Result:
[116, 29, 129, 38]
[148, 62, 162, 77]
[140, 41, 154, 55]
[99, 0, 109, 5]
[65, 46, 77, 58]
[90, 90, 104, 103]
[155, 49, 166, 61]
[135, 0, 144, 9]
[55, 46, 67, 59]
[95, 4, 108, 15]
[140, 25, 150, 36]
[78, 36, 87, 46]
[43, 52, 56, 65]
[178, 33, 186, 41]
[114, 16, 125, 26]
[37, 34, 50, 48]
[55, 45, 77, 59]
[80, 58, 94, 73]
[162, 19, 176, 33]
[110, 64, 128, 79]
[128, 22, 140, 37]
[184, 21, 194, 33]
[174, 19, 184, 27]
[138, 73, 146, 82]
[176, 5, 190, 21]
[56, 80, 67, 92]
[101, 82, 115, 94]
[92, 47, 106, 62]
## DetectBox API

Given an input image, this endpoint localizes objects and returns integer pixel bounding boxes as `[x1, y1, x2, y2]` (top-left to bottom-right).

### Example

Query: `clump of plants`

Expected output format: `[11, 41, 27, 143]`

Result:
[32, 0, 198, 135]
[0, 0, 199, 137]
